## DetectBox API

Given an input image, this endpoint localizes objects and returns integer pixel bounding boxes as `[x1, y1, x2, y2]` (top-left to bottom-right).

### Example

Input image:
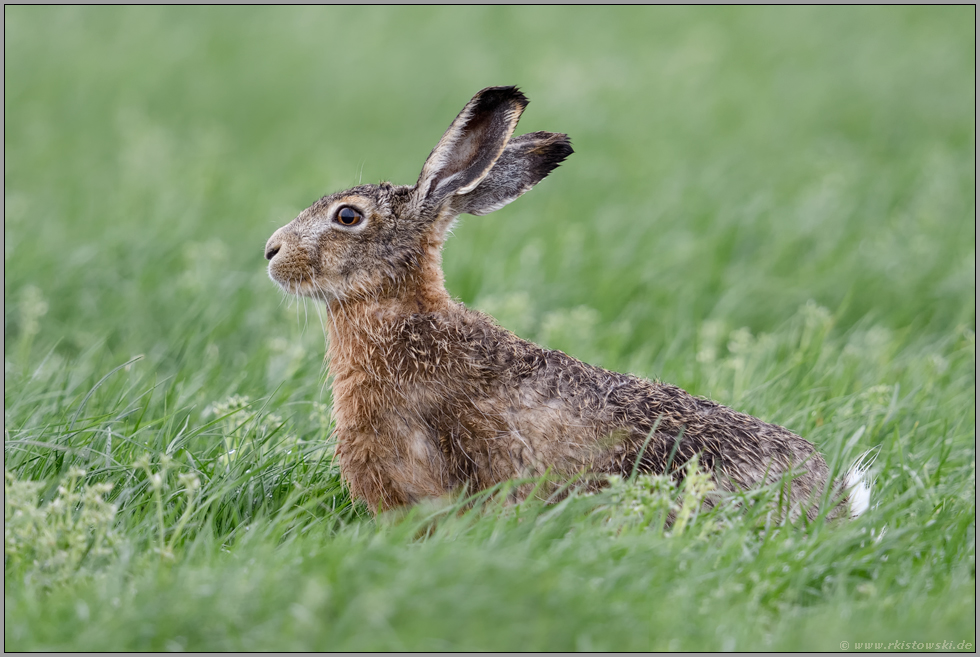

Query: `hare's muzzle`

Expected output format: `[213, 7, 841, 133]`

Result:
[264, 228, 296, 290]
[265, 226, 287, 262]
[264, 226, 327, 299]
[264, 241, 281, 261]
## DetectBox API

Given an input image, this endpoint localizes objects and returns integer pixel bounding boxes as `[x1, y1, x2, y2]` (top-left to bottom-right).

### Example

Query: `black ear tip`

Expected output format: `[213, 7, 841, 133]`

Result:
[474, 85, 529, 111]
[537, 132, 574, 164]
[547, 139, 574, 171]
[554, 134, 574, 158]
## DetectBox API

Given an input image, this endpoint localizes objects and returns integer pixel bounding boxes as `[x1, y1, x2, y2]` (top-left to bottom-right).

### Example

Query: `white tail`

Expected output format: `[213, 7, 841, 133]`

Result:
[845, 469, 872, 517]
[844, 447, 878, 517]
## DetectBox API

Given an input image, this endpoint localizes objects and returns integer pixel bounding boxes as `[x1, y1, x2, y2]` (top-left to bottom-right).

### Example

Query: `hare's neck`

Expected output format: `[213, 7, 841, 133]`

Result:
[405, 245, 453, 312]
[325, 256, 453, 377]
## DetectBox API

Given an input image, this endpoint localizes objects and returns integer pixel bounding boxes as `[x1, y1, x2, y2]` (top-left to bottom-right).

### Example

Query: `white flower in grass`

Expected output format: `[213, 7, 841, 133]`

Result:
[4, 468, 119, 586]
[178, 473, 201, 491]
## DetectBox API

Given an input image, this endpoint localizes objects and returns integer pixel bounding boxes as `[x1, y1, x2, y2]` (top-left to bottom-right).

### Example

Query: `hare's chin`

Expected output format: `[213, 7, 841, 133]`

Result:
[273, 277, 336, 302]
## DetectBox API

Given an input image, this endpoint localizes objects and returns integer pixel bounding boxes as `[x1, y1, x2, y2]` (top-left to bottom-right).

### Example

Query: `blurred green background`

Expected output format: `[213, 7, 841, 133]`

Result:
[6, 7, 973, 376]
[4, 6, 975, 651]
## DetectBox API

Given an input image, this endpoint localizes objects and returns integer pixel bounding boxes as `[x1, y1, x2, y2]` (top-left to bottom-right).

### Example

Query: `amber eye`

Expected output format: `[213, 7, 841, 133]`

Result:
[335, 206, 363, 227]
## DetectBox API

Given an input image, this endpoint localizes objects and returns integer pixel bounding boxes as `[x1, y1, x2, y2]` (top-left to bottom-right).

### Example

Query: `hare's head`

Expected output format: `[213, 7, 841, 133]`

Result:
[265, 86, 572, 304]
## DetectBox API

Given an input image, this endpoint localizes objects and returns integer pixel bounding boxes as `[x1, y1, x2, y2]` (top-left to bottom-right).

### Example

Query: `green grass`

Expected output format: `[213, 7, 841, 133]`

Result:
[4, 6, 975, 651]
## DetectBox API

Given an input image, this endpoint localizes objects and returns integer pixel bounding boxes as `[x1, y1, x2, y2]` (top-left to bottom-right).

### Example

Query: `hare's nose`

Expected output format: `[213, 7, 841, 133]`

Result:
[265, 240, 282, 260]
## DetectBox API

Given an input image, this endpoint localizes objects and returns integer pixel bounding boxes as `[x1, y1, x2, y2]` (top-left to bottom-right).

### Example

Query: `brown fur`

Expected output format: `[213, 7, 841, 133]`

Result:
[265, 86, 851, 519]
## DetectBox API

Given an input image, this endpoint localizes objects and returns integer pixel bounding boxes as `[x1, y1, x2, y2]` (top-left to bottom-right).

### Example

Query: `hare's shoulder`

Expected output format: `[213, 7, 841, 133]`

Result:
[381, 303, 590, 385]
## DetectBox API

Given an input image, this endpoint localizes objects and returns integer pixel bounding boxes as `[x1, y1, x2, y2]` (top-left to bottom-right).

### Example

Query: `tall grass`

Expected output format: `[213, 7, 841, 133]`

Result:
[5, 6, 975, 650]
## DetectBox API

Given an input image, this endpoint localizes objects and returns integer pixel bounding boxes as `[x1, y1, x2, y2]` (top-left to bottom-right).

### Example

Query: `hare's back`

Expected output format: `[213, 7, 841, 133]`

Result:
[484, 333, 829, 490]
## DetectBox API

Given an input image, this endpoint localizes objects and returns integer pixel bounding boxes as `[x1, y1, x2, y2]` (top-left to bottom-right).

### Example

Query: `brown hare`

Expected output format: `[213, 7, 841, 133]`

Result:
[265, 86, 869, 519]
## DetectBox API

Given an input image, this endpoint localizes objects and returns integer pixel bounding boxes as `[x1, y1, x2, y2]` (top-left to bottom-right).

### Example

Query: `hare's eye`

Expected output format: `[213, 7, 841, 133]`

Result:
[335, 207, 363, 227]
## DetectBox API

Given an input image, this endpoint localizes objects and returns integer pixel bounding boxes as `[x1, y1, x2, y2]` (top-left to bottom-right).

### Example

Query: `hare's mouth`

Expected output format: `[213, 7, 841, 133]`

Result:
[268, 267, 335, 301]
[278, 277, 333, 301]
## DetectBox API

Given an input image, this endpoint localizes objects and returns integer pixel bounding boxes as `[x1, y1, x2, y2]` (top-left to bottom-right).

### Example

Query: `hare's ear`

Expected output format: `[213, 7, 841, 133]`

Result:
[452, 131, 573, 216]
[415, 86, 528, 206]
